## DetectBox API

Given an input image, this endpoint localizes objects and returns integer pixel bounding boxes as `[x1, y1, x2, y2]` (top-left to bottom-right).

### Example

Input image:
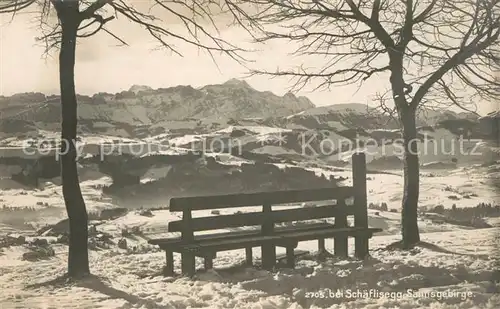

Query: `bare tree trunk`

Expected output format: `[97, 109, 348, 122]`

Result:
[59, 14, 89, 278]
[400, 107, 421, 248]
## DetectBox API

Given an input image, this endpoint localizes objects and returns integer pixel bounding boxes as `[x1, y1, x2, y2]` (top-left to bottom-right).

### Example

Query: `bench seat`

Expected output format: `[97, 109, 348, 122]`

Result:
[277, 226, 382, 243]
[179, 226, 381, 254]
[152, 224, 382, 275]
[149, 222, 334, 249]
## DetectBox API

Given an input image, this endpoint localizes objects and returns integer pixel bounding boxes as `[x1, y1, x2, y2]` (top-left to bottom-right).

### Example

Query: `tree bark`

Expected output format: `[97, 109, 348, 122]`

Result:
[58, 13, 90, 277]
[400, 107, 421, 248]
[389, 49, 421, 249]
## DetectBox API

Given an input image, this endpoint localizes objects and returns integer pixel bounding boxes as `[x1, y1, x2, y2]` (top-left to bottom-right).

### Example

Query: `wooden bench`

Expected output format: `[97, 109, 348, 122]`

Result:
[149, 153, 382, 276]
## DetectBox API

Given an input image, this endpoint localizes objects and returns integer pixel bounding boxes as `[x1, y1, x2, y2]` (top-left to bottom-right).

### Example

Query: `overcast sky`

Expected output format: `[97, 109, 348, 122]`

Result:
[0, 5, 497, 116]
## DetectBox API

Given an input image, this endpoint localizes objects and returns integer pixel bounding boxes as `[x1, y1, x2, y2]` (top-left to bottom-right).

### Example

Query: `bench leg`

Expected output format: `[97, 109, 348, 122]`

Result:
[318, 238, 328, 258]
[334, 235, 348, 257]
[261, 244, 276, 271]
[245, 247, 253, 266]
[318, 238, 325, 252]
[163, 251, 174, 276]
[181, 253, 196, 277]
[204, 257, 213, 271]
[285, 246, 295, 268]
[317, 238, 334, 261]
[355, 235, 369, 259]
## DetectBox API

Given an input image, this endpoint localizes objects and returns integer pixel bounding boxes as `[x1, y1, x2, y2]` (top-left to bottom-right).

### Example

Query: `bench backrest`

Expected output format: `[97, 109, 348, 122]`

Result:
[168, 153, 368, 240]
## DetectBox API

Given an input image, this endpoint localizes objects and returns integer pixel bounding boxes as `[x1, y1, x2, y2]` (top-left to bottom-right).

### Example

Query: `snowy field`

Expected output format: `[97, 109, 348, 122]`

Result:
[0, 174, 499, 309]
[0, 134, 499, 308]
[0, 227, 498, 309]
[1, 161, 498, 215]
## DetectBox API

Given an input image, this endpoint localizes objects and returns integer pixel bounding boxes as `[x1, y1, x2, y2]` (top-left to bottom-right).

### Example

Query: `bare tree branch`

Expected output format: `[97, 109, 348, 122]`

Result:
[228, 0, 500, 116]
[2, 0, 249, 64]
[79, 0, 113, 20]
[0, 0, 36, 14]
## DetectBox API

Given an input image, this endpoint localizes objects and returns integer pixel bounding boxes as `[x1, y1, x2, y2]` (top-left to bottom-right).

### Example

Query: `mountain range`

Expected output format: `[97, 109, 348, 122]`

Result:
[0, 78, 479, 138]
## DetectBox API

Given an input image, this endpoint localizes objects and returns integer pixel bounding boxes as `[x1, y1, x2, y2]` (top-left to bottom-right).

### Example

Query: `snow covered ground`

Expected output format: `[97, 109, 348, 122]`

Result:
[0, 226, 498, 309]
[0, 167, 499, 308]
[0, 129, 499, 308]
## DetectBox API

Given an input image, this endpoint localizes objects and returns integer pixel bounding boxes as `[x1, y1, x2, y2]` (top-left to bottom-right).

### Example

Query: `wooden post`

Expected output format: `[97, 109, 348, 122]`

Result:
[352, 152, 369, 259]
[261, 203, 276, 270]
[204, 257, 213, 270]
[245, 247, 253, 266]
[181, 250, 196, 277]
[163, 251, 174, 276]
[334, 199, 348, 257]
[318, 238, 326, 253]
[181, 209, 196, 276]
[286, 246, 295, 268]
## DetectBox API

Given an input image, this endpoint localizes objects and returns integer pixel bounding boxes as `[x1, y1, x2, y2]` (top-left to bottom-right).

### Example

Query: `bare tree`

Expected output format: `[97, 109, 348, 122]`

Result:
[0, 0, 243, 278]
[228, 0, 500, 248]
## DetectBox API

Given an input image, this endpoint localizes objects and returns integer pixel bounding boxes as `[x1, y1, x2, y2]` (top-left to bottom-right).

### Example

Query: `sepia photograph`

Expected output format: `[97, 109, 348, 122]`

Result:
[0, 1, 499, 308]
